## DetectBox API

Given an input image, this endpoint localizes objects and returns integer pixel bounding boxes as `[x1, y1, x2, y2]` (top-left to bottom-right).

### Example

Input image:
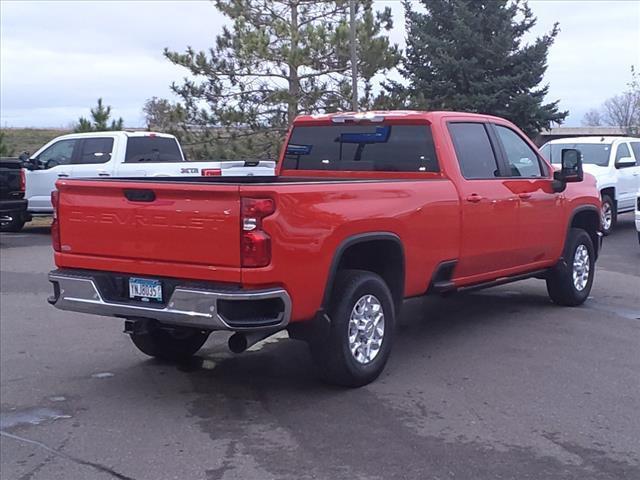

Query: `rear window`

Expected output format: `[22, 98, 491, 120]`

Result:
[124, 137, 183, 163]
[282, 124, 439, 172]
[76, 138, 113, 164]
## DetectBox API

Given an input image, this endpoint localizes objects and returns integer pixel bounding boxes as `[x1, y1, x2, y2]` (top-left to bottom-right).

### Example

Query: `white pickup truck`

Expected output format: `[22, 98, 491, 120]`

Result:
[23, 131, 275, 221]
[540, 136, 640, 235]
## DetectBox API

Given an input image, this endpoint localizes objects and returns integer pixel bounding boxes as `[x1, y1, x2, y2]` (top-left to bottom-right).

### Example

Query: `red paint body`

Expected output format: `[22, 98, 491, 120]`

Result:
[54, 111, 600, 323]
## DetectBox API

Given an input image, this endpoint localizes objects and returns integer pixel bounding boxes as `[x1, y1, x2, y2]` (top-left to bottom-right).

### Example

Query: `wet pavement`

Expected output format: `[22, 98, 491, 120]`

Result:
[1, 215, 639, 479]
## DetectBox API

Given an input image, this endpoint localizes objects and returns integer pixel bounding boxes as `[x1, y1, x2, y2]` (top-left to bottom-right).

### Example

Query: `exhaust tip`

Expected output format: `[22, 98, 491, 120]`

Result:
[228, 333, 249, 354]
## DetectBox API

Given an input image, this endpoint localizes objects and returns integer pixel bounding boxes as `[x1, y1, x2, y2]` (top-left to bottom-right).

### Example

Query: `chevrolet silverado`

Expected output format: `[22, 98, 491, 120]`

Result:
[48, 111, 602, 387]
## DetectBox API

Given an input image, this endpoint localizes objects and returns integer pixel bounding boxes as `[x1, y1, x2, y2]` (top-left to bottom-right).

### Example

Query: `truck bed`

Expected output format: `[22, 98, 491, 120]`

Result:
[54, 174, 460, 321]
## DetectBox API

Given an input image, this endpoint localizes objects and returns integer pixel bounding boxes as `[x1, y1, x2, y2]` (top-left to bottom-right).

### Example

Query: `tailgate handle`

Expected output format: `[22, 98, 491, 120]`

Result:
[124, 189, 156, 202]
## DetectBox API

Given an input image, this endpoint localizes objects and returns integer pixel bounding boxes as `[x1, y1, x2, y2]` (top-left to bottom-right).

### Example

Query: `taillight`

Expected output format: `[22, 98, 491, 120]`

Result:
[241, 197, 275, 267]
[19, 169, 25, 191]
[202, 168, 222, 176]
[51, 190, 61, 252]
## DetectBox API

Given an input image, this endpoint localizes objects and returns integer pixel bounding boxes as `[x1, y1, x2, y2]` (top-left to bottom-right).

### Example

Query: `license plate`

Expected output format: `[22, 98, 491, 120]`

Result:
[129, 278, 162, 302]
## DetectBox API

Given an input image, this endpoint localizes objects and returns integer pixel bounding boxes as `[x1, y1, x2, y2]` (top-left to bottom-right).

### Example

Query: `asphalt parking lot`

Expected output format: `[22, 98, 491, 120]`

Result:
[1, 215, 639, 480]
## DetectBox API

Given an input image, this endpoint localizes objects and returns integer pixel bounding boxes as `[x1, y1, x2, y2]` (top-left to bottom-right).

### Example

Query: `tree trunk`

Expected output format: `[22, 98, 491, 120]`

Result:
[288, 1, 300, 125]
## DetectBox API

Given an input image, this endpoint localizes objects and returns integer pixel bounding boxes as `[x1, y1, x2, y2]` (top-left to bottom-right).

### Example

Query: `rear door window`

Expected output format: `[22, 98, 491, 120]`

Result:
[76, 138, 114, 164]
[448, 123, 500, 179]
[125, 137, 182, 163]
[282, 125, 439, 172]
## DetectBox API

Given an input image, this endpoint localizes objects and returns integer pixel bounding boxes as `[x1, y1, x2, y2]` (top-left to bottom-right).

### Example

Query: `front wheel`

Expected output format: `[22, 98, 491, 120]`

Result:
[600, 195, 616, 236]
[309, 270, 396, 387]
[129, 324, 210, 361]
[546, 228, 595, 306]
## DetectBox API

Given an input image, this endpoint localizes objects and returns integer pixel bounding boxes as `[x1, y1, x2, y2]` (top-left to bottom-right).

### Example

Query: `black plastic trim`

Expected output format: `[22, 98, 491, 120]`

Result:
[124, 189, 156, 202]
[320, 232, 405, 310]
[427, 259, 458, 294]
[566, 205, 602, 260]
[457, 269, 550, 293]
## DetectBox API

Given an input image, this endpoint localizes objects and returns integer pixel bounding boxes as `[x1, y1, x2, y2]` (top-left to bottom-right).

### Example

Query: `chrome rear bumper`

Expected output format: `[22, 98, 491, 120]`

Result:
[48, 270, 291, 332]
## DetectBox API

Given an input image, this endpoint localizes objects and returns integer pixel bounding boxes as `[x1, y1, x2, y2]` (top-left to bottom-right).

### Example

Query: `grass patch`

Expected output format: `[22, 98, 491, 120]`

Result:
[1, 128, 71, 156]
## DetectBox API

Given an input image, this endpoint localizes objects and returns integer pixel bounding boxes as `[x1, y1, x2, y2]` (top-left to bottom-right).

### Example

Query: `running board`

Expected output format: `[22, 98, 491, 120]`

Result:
[456, 269, 550, 294]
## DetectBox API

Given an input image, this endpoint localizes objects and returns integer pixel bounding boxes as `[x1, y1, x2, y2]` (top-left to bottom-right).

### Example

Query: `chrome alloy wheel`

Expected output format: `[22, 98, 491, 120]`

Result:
[348, 294, 385, 364]
[572, 244, 590, 291]
[602, 202, 612, 231]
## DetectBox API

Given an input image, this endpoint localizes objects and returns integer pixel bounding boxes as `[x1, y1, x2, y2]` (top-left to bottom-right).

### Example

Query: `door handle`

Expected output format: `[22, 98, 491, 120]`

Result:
[57, 173, 69, 178]
[466, 194, 483, 203]
[518, 193, 532, 200]
[97, 172, 111, 177]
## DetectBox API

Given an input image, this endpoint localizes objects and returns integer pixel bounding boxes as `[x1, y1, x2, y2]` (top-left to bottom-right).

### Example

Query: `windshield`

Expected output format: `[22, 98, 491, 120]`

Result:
[540, 143, 611, 166]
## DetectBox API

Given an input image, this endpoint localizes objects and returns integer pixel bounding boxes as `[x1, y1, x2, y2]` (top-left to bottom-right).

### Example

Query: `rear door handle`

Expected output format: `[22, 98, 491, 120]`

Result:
[466, 194, 483, 203]
[97, 172, 111, 177]
[518, 193, 532, 200]
[57, 173, 69, 178]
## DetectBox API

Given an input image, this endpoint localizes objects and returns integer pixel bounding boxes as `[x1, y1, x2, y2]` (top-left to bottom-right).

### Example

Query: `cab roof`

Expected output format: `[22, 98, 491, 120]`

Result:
[51, 131, 177, 141]
[293, 110, 510, 125]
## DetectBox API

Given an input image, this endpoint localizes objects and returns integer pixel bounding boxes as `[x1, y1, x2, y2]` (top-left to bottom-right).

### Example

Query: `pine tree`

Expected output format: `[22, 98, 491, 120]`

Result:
[165, 0, 399, 159]
[382, 0, 567, 137]
[74, 98, 124, 132]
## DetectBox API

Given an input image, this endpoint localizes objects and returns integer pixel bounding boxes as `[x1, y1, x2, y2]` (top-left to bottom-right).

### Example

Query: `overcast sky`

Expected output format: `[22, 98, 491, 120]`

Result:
[1, 0, 639, 128]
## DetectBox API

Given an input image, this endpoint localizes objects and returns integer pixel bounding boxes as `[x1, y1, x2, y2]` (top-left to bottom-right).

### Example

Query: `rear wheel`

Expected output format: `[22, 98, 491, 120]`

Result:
[600, 194, 616, 236]
[0, 216, 26, 233]
[546, 228, 595, 306]
[129, 324, 209, 361]
[309, 270, 395, 387]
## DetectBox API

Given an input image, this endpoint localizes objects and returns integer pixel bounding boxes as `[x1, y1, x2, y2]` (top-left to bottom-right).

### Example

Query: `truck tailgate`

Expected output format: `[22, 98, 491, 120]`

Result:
[57, 180, 241, 274]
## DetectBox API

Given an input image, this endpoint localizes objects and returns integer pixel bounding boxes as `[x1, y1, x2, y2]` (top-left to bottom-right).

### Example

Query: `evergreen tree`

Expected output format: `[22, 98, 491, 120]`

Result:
[74, 98, 124, 132]
[165, 0, 399, 159]
[382, 0, 567, 137]
[142, 97, 186, 132]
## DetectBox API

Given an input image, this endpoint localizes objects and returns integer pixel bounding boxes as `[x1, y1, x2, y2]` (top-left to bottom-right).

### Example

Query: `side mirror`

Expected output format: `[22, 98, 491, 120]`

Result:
[552, 148, 583, 192]
[615, 156, 635, 168]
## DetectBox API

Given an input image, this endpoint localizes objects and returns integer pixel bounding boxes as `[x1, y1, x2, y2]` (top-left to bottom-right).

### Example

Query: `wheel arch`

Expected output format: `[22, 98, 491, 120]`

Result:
[567, 206, 601, 259]
[600, 186, 616, 202]
[321, 232, 405, 312]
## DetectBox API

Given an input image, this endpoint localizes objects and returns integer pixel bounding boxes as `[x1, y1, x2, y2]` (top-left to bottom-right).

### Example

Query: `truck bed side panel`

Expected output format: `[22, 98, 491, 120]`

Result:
[240, 180, 460, 321]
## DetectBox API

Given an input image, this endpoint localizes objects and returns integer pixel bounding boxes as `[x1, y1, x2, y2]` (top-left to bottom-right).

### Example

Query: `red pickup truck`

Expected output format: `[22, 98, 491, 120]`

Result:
[48, 111, 602, 387]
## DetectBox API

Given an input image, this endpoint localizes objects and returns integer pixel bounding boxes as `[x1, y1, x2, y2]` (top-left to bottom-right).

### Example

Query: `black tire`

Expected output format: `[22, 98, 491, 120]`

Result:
[600, 194, 616, 236]
[310, 269, 396, 387]
[130, 325, 209, 361]
[0, 216, 26, 233]
[546, 228, 595, 306]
